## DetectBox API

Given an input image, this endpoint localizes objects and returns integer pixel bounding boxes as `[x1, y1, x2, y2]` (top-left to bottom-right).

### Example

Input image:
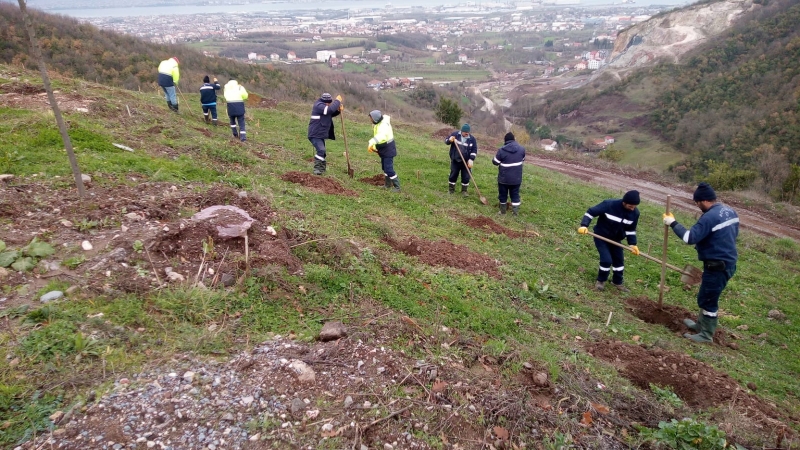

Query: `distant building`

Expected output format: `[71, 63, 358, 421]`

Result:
[287, 51, 297, 61]
[316, 50, 337, 62]
[248, 52, 257, 60]
[270, 53, 280, 61]
[605, 136, 615, 144]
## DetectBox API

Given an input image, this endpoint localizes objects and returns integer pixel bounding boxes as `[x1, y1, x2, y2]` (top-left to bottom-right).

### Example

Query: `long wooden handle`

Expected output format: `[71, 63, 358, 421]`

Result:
[586, 230, 689, 276]
[658, 196, 672, 306]
[339, 113, 352, 170]
[453, 139, 484, 198]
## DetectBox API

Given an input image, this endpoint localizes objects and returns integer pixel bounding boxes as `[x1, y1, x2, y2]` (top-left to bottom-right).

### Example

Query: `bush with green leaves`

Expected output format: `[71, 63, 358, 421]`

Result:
[638, 418, 744, 450]
[0, 239, 55, 272]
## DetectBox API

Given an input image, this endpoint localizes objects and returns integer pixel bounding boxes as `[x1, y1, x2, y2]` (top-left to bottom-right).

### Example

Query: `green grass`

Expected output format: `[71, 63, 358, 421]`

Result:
[1, 63, 799, 447]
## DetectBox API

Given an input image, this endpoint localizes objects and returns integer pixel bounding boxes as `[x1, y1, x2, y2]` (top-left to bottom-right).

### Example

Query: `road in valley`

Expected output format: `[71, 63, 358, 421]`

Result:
[528, 155, 800, 241]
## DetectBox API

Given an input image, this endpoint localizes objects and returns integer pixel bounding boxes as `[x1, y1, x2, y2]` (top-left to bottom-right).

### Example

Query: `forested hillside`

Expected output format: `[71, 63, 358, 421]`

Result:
[526, 0, 800, 202]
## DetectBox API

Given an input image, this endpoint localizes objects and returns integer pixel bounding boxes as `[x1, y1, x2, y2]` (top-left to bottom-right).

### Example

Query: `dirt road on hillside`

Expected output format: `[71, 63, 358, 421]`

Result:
[528, 155, 800, 241]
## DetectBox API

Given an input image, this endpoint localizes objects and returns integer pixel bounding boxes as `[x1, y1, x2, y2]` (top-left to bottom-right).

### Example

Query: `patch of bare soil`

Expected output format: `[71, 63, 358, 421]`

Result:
[359, 174, 385, 186]
[431, 128, 452, 139]
[0, 180, 307, 307]
[146, 125, 163, 134]
[280, 171, 358, 197]
[193, 127, 213, 137]
[624, 297, 734, 347]
[0, 81, 95, 113]
[385, 236, 501, 278]
[257, 97, 278, 108]
[584, 340, 788, 428]
[461, 215, 523, 239]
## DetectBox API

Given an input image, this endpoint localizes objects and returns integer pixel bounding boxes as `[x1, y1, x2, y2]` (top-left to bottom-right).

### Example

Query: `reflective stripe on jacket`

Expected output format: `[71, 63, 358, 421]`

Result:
[307, 99, 342, 140]
[224, 81, 248, 116]
[369, 115, 397, 158]
[445, 131, 477, 162]
[492, 139, 525, 185]
[672, 203, 739, 264]
[580, 199, 640, 245]
[157, 58, 180, 87]
[199, 82, 220, 105]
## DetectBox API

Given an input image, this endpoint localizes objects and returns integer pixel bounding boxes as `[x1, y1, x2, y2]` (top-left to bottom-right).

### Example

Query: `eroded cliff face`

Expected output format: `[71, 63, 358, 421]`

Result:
[608, 0, 758, 70]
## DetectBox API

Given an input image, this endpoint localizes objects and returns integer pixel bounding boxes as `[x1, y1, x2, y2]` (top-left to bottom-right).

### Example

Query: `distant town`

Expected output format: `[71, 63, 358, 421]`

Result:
[80, 3, 669, 75]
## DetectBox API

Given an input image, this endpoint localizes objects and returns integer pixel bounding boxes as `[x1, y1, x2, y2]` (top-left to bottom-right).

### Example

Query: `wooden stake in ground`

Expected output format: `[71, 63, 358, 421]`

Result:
[658, 195, 672, 307]
[339, 112, 354, 178]
[17, 0, 85, 198]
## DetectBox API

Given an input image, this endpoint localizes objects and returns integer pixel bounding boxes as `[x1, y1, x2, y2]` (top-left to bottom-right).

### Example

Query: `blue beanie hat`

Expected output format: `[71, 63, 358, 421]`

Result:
[461, 124, 471, 133]
[321, 93, 333, 103]
[693, 182, 717, 201]
[622, 190, 640, 205]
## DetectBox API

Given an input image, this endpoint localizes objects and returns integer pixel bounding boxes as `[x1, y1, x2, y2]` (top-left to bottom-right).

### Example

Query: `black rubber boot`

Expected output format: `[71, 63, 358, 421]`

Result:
[212, 119, 218, 126]
[512, 205, 519, 216]
[684, 315, 716, 344]
[313, 160, 323, 175]
[173, 103, 179, 113]
[448, 183, 455, 194]
[319, 160, 326, 174]
[391, 178, 401, 192]
[166, 101, 172, 110]
[461, 185, 469, 197]
[385, 176, 392, 189]
[498, 204, 507, 215]
[204, 114, 210, 124]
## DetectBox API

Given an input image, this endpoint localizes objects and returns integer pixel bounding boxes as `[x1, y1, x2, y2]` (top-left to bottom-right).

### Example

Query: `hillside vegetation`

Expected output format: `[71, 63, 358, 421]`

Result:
[517, 0, 800, 202]
[1, 55, 800, 449]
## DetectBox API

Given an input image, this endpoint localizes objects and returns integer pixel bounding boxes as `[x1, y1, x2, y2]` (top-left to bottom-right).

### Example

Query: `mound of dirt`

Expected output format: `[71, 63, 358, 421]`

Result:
[359, 174, 385, 186]
[281, 171, 358, 197]
[432, 128, 453, 139]
[0, 81, 45, 95]
[625, 297, 732, 346]
[385, 236, 501, 278]
[585, 340, 785, 424]
[461, 215, 524, 239]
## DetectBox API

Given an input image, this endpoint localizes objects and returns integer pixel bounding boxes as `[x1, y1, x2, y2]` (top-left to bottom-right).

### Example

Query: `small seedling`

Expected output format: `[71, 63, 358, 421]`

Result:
[132, 240, 144, 253]
[63, 255, 86, 269]
[0, 238, 56, 272]
[76, 219, 99, 232]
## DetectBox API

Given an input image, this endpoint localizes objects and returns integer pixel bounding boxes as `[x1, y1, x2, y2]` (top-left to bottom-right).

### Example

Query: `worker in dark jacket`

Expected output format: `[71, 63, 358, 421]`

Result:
[445, 124, 478, 196]
[663, 182, 739, 344]
[492, 132, 525, 216]
[367, 110, 400, 192]
[157, 57, 180, 112]
[307, 93, 343, 175]
[578, 190, 641, 292]
[199, 75, 221, 125]
[223, 79, 248, 142]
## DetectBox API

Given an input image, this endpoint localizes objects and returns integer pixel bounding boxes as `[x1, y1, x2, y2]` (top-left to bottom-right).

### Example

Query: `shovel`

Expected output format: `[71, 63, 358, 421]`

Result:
[339, 112, 354, 178]
[453, 140, 488, 205]
[585, 230, 702, 285]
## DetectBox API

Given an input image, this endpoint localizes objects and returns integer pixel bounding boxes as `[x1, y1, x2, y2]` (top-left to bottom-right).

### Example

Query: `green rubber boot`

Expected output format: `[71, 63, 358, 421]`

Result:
[683, 313, 701, 331]
[684, 315, 716, 344]
[498, 204, 507, 215]
[391, 178, 401, 192]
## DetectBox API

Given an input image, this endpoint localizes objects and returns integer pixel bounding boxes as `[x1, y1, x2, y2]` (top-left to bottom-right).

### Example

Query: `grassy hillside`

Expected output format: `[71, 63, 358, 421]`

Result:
[1, 63, 800, 448]
[515, 0, 800, 202]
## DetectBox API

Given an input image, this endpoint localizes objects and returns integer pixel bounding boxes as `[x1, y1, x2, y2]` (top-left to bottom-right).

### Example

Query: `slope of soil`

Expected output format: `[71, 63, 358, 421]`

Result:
[624, 297, 736, 347]
[280, 171, 358, 197]
[385, 236, 502, 279]
[461, 215, 524, 239]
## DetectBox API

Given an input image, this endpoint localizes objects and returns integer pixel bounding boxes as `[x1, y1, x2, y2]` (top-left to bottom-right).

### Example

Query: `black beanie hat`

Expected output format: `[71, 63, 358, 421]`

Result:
[622, 190, 640, 205]
[693, 182, 717, 201]
[504, 132, 515, 142]
[203, 75, 210, 83]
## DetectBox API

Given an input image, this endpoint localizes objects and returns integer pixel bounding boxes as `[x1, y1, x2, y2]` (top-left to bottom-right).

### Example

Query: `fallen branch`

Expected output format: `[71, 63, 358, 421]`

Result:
[363, 405, 412, 431]
[144, 244, 162, 286]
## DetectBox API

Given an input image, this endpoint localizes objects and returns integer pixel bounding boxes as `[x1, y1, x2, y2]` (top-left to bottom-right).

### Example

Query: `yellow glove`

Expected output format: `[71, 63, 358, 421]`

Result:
[336, 94, 343, 102]
[368, 145, 376, 153]
[578, 227, 588, 235]
[663, 213, 675, 226]
[213, 77, 218, 83]
[630, 245, 640, 256]
[449, 136, 455, 143]
[467, 160, 473, 169]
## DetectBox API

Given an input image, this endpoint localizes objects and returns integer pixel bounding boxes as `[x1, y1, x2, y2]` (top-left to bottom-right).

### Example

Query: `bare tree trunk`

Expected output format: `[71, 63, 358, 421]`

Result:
[17, 0, 85, 198]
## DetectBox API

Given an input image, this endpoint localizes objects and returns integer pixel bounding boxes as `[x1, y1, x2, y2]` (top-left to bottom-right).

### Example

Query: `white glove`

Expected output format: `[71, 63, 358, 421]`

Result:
[467, 160, 473, 169]
[663, 213, 675, 226]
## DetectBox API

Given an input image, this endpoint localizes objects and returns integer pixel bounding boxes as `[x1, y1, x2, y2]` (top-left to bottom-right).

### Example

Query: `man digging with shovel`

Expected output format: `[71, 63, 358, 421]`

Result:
[445, 124, 478, 196]
[578, 190, 641, 292]
[663, 182, 739, 344]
